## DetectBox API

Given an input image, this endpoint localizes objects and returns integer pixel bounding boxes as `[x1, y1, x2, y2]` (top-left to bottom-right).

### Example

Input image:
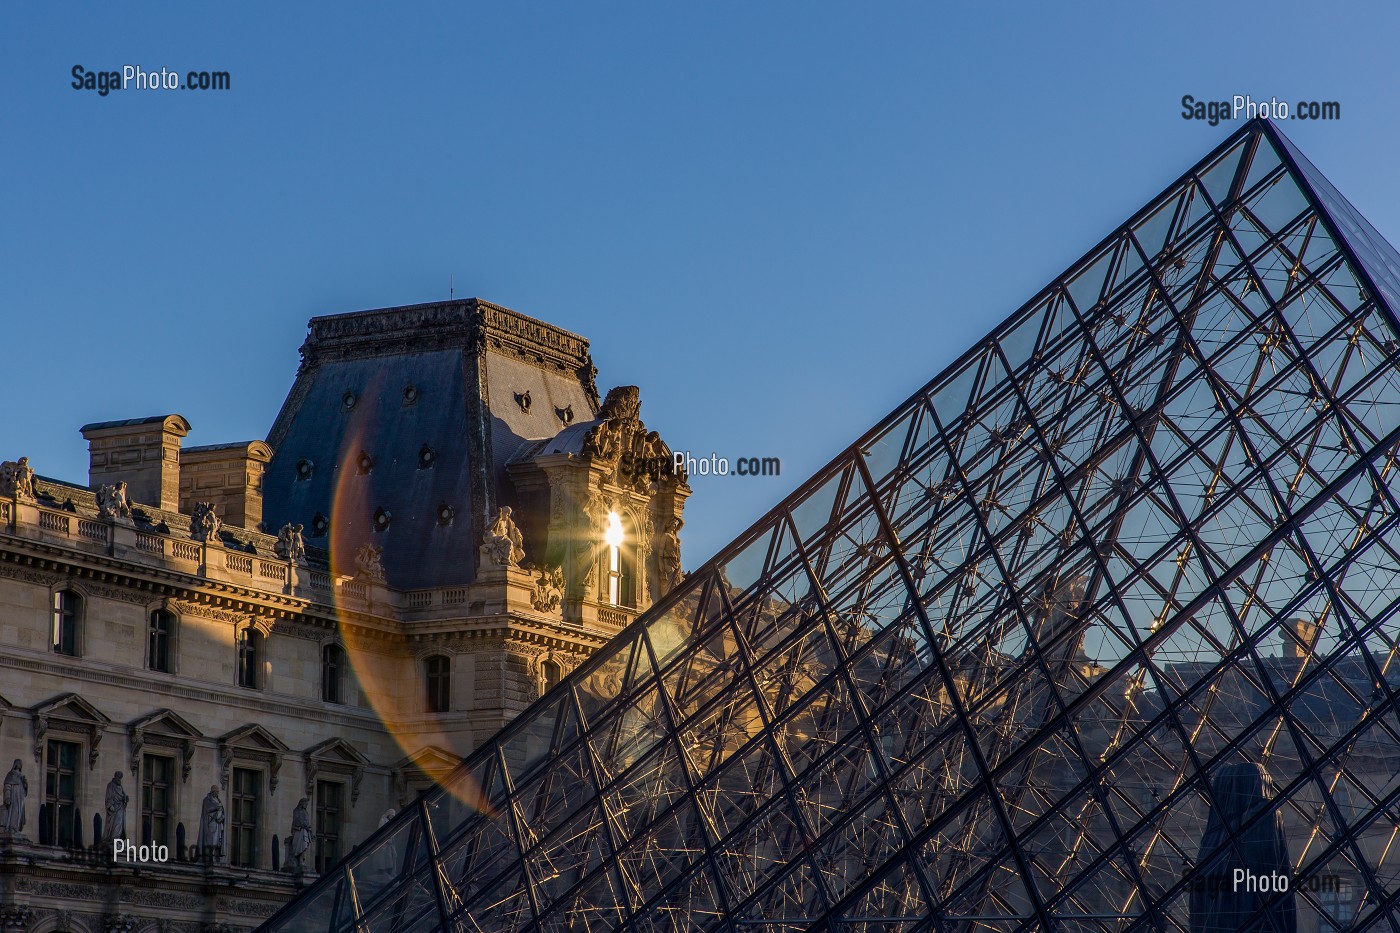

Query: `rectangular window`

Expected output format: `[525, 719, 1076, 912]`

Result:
[52, 591, 79, 656]
[149, 610, 174, 672]
[230, 768, 261, 868]
[1320, 880, 1355, 933]
[141, 754, 174, 847]
[44, 739, 79, 847]
[315, 780, 343, 873]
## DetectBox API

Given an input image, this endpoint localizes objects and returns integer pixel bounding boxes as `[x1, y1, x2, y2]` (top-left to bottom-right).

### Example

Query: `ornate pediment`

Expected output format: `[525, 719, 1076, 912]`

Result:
[303, 737, 370, 804]
[31, 693, 111, 767]
[129, 709, 203, 782]
[581, 386, 685, 492]
[218, 723, 289, 793]
[392, 745, 461, 805]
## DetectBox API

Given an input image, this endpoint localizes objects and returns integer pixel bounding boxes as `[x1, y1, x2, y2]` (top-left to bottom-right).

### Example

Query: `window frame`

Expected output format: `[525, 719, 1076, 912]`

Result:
[51, 589, 82, 657]
[314, 779, 344, 873]
[424, 654, 451, 713]
[322, 643, 345, 704]
[148, 608, 177, 673]
[230, 766, 262, 868]
[140, 752, 175, 847]
[43, 738, 81, 847]
[237, 627, 265, 689]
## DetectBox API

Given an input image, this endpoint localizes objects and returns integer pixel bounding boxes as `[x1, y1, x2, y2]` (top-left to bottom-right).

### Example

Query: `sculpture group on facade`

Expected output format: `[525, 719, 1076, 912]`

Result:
[355, 542, 386, 582]
[480, 506, 525, 568]
[0, 457, 36, 500]
[190, 501, 222, 542]
[96, 481, 133, 522]
[275, 522, 306, 561]
[530, 564, 564, 613]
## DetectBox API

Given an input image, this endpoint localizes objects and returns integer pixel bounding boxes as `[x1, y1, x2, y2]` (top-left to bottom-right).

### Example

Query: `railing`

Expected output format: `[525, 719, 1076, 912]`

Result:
[6, 504, 383, 614]
[407, 591, 433, 610]
[443, 588, 468, 607]
[258, 561, 287, 583]
[77, 519, 109, 543]
[171, 540, 201, 562]
[598, 608, 631, 627]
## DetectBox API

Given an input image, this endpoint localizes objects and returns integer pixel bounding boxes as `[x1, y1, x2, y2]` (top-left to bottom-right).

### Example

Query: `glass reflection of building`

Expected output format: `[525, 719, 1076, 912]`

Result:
[262, 119, 1400, 933]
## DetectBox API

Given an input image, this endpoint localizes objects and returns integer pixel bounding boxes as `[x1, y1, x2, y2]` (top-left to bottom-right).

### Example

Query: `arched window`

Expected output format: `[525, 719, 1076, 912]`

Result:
[52, 590, 82, 656]
[237, 628, 264, 689]
[322, 644, 345, 704]
[424, 655, 451, 713]
[603, 512, 637, 608]
[148, 609, 176, 672]
[541, 658, 563, 693]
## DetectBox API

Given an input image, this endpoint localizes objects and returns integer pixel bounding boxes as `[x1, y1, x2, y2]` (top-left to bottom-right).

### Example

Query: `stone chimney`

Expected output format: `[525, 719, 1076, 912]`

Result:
[80, 415, 191, 512]
[178, 442, 274, 531]
[1282, 616, 1321, 659]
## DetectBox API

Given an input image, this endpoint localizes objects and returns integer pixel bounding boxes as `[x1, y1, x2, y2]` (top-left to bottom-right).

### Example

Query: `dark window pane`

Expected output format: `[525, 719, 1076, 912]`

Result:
[425, 655, 451, 712]
[230, 768, 261, 868]
[315, 780, 342, 873]
[141, 754, 173, 847]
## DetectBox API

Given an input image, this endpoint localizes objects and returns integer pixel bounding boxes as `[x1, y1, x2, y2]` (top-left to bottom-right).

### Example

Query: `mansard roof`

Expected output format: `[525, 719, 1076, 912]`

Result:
[261, 298, 601, 590]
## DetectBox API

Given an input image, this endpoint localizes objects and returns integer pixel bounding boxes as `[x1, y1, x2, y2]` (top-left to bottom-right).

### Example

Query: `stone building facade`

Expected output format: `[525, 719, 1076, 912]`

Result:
[0, 300, 689, 933]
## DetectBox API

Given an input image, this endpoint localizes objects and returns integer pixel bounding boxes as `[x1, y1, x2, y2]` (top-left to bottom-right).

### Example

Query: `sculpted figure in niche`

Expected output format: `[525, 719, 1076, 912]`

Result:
[1, 759, 26, 834]
[197, 785, 225, 860]
[480, 506, 525, 568]
[102, 771, 129, 844]
[659, 517, 684, 591]
[97, 481, 132, 521]
[275, 523, 306, 561]
[286, 798, 314, 871]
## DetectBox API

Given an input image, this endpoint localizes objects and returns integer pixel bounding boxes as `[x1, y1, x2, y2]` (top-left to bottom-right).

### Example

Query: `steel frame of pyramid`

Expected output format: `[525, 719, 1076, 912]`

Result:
[262, 120, 1400, 933]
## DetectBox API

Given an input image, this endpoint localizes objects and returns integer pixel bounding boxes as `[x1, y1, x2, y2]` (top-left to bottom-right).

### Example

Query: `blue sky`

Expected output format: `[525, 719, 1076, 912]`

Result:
[5, 1, 1399, 564]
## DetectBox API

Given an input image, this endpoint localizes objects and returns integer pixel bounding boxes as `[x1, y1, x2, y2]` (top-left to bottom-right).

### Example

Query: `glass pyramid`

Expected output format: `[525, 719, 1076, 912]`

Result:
[262, 119, 1400, 933]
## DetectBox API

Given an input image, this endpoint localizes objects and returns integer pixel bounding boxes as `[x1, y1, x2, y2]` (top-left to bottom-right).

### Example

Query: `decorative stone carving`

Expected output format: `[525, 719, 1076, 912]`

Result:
[0, 906, 35, 930]
[0, 457, 36, 499]
[274, 522, 305, 561]
[355, 542, 386, 583]
[480, 506, 525, 568]
[190, 502, 221, 542]
[514, 389, 531, 413]
[659, 517, 683, 592]
[104, 914, 139, 933]
[580, 386, 681, 492]
[97, 481, 133, 522]
[530, 565, 564, 613]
